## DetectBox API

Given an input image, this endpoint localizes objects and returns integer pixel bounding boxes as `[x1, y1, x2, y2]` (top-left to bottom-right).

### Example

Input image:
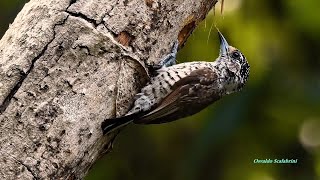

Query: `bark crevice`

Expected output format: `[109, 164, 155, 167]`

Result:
[18, 160, 39, 180]
[0, 15, 69, 114]
[65, 11, 99, 28]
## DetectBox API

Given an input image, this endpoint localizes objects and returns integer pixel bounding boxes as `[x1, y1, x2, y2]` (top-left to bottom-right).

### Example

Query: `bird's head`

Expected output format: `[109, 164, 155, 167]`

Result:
[217, 31, 250, 92]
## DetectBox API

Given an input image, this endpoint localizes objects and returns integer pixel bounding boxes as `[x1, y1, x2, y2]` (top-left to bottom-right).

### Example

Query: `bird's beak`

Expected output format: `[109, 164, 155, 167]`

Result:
[218, 31, 229, 55]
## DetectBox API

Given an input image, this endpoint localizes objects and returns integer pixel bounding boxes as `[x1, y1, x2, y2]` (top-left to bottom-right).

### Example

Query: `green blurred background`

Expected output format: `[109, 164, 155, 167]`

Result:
[1, 0, 320, 179]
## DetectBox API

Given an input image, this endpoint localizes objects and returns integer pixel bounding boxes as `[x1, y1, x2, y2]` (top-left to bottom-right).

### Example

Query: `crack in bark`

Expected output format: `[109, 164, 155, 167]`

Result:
[66, 9, 117, 37]
[67, 0, 78, 10]
[0, 16, 69, 114]
[0, 151, 39, 180]
[0, 76, 23, 114]
[66, 11, 99, 28]
[17, 160, 39, 180]
[65, 0, 119, 38]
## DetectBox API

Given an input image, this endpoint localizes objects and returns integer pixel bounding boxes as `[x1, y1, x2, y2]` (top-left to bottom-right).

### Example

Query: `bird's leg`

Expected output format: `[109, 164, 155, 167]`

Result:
[158, 40, 179, 68]
[148, 40, 179, 71]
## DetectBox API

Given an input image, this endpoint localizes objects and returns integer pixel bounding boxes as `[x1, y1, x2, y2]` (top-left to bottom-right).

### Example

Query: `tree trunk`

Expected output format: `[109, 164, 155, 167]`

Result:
[0, 0, 217, 179]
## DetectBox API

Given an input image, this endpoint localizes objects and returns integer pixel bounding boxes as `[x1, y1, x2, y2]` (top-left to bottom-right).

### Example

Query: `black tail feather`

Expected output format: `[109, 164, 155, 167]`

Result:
[101, 113, 137, 134]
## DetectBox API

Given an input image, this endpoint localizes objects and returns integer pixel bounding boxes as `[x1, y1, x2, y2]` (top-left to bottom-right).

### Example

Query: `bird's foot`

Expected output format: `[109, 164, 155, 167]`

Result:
[148, 40, 179, 71]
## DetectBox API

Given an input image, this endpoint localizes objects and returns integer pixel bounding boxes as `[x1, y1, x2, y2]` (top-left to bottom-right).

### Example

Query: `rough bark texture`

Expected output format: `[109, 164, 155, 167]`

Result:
[0, 0, 217, 179]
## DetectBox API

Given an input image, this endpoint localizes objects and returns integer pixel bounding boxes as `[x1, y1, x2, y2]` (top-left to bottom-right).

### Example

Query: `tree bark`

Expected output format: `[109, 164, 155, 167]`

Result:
[0, 0, 217, 179]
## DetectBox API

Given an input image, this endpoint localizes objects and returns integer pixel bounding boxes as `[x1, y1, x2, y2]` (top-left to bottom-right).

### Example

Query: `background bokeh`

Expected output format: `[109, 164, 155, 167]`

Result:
[2, 0, 320, 179]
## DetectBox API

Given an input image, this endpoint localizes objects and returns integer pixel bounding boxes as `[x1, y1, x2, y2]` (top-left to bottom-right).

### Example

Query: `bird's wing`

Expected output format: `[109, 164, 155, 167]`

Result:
[134, 67, 218, 124]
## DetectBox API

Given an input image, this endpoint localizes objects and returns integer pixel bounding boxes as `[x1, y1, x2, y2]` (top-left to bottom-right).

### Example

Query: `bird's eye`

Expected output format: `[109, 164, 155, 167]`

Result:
[231, 51, 241, 59]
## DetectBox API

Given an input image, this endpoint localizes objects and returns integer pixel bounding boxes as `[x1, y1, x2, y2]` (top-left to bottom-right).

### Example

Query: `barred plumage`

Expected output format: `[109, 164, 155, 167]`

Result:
[101, 31, 250, 134]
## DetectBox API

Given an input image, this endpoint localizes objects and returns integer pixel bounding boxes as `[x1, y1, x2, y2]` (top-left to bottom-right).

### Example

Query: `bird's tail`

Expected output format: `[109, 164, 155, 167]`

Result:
[101, 113, 138, 135]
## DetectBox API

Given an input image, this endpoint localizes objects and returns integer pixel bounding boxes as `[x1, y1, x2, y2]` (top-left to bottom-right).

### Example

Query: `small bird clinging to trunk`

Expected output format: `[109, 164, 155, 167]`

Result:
[101, 31, 250, 134]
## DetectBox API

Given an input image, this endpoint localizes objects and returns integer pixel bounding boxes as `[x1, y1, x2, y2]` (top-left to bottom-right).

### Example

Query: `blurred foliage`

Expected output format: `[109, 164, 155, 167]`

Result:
[1, 0, 320, 180]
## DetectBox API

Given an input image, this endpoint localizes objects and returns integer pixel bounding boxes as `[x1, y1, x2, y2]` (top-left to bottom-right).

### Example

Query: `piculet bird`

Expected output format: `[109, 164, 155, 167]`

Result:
[101, 31, 250, 134]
